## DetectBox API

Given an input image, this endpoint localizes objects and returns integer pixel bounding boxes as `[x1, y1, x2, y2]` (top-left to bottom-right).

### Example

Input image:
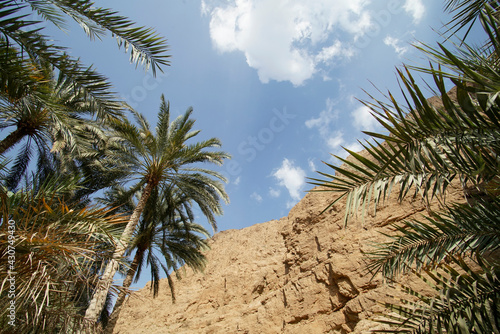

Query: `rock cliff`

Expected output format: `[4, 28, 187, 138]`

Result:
[113, 167, 465, 333]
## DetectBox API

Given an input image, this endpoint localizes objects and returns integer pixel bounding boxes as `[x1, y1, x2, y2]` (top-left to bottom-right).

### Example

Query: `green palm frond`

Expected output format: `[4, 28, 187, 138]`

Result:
[375, 257, 500, 333]
[45, 0, 170, 74]
[110, 97, 230, 196]
[310, 2, 500, 225]
[367, 199, 500, 278]
[0, 176, 126, 333]
[26, 0, 67, 30]
[309, 66, 500, 225]
[0, 38, 46, 101]
[171, 172, 228, 231]
[141, 217, 210, 298]
[156, 95, 171, 152]
[0, 6, 125, 117]
[444, 0, 498, 38]
[2, 0, 170, 74]
[414, 5, 500, 99]
[0, 63, 131, 190]
[87, 96, 229, 325]
[301, 1, 500, 333]
[0, 0, 163, 125]
[5, 138, 33, 190]
[102, 183, 212, 333]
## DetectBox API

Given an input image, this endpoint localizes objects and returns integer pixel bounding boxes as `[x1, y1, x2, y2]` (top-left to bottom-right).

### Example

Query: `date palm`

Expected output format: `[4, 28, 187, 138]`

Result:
[1, 0, 171, 190]
[310, 1, 500, 332]
[0, 67, 123, 191]
[0, 0, 170, 110]
[83, 95, 229, 324]
[102, 184, 213, 333]
[0, 174, 128, 333]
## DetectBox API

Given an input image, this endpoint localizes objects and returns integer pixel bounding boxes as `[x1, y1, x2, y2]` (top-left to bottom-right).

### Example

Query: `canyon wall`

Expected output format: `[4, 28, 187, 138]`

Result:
[114, 174, 464, 333]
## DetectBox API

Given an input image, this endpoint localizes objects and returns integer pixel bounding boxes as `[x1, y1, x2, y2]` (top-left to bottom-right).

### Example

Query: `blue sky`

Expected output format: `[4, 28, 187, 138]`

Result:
[41, 0, 458, 230]
[36, 0, 481, 288]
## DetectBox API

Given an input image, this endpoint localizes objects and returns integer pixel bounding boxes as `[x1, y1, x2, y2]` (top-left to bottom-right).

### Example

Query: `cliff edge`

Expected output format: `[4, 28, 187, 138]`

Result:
[113, 162, 464, 333]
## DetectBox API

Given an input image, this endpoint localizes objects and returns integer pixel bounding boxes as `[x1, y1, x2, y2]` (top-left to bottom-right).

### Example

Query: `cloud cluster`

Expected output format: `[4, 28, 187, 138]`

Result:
[351, 105, 378, 131]
[233, 176, 241, 185]
[305, 97, 339, 150]
[269, 187, 281, 198]
[404, 0, 425, 23]
[202, 0, 426, 85]
[383, 36, 409, 56]
[250, 191, 263, 203]
[272, 158, 306, 206]
[305, 98, 376, 157]
[202, 0, 371, 85]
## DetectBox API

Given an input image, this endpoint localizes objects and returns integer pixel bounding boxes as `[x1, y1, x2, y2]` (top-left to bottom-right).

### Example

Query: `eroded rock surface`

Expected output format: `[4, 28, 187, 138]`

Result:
[114, 176, 464, 333]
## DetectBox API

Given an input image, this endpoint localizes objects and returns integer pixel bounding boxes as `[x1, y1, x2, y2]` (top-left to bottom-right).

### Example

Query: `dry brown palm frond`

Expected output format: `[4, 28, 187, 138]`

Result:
[0, 184, 127, 333]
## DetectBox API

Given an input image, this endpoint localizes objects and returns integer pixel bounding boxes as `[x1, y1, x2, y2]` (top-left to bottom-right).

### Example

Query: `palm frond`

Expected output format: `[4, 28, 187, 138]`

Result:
[310, 66, 500, 225]
[374, 257, 500, 333]
[0, 3, 127, 120]
[443, 0, 498, 38]
[367, 199, 500, 278]
[47, 0, 170, 75]
[0, 177, 126, 332]
[156, 94, 171, 153]
[414, 5, 500, 97]
[88, 96, 229, 324]
[5, 139, 32, 190]
[26, 0, 67, 30]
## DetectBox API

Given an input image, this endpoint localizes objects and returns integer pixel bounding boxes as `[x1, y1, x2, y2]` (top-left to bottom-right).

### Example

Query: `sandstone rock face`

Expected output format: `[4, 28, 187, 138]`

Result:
[114, 175, 464, 333]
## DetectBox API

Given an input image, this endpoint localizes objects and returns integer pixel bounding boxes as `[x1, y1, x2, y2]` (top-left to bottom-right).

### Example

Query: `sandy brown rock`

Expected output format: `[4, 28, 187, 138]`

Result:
[113, 177, 464, 333]
[114, 87, 466, 334]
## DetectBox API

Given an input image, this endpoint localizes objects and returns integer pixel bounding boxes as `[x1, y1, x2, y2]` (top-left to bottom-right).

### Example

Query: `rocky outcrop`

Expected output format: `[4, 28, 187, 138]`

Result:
[113, 171, 465, 333]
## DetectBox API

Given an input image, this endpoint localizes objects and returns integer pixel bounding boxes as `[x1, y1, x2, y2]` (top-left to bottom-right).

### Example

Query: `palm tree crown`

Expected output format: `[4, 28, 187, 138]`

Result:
[83, 94, 229, 324]
[0, 0, 170, 102]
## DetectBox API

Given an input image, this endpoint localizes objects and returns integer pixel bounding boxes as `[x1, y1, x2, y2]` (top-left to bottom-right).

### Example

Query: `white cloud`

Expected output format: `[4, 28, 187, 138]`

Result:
[306, 98, 348, 151]
[351, 105, 378, 131]
[305, 97, 337, 136]
[203, 0, 371, 85]
[250, 191, 263, 202]
[200, 0, 210, 15]
[315, 40, 354, 64]
[272, 158, 306, 201]
[306, 98, 369, 161]
[326, 131, 345, 150]
[233, 176, 241, 185]
[308, 158, 316, 172]
[404, 0, 425, 23]
[383, 36, 408, 57]
[325, 130, 366, 159]
[269, 187, 281, 198]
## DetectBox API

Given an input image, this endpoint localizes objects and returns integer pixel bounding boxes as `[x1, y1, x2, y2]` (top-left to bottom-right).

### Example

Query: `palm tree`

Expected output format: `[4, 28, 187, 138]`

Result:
[309, 1, 500, 332]
[0, 0, 170, 110]
[0, 0, 171, 177]
[102, 184, 212, 333]
[83, 95, 229, 324]
[0, 174, 128, 333]
[0, 1, 175, 331]
[0, 66, 124, 190]
[0, 0, 171, 192]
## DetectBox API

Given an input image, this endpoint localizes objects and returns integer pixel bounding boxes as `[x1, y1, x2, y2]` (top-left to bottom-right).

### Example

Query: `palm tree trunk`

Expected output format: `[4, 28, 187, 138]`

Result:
[0, 127, 27, 154]
[83, 182, 155, 326]
[104, 249, 143, 334]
